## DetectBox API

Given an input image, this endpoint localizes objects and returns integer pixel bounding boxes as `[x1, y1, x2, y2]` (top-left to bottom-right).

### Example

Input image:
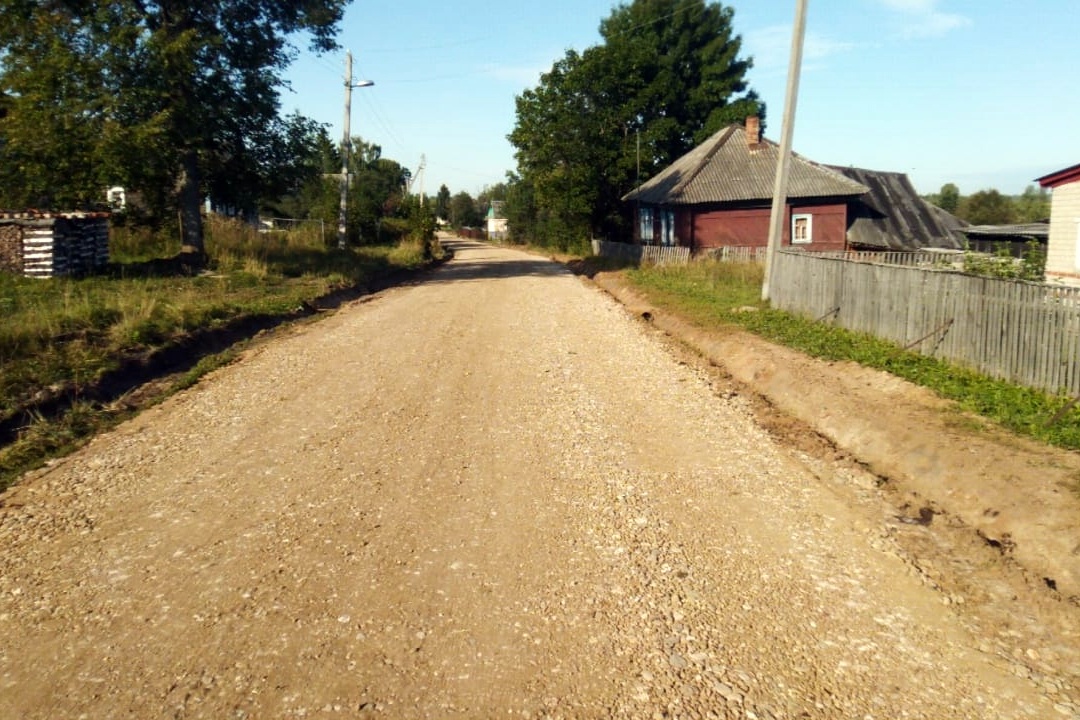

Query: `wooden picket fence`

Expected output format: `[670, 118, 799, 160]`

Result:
[703, 246, 768, 263]
[770, 249, 1080, 396]
[592, 239, 690, 265]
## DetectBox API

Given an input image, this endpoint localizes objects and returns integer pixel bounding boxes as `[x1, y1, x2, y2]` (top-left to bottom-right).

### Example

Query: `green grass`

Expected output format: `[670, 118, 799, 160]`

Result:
[0, 217, 436, 489]
[626, 259, 1080, 451]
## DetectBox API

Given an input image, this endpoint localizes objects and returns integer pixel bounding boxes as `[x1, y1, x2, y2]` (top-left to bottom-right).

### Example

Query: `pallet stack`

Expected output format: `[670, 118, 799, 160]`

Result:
[0, 212, 110, 278]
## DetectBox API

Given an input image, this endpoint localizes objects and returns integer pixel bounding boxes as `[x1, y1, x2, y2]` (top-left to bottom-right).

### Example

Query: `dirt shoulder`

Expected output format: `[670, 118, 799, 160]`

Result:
[590, 270, 1080, 602]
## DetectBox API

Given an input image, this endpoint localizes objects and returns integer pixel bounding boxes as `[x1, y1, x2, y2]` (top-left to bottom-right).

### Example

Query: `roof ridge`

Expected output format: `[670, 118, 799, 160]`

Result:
[671, 124, 738, 199]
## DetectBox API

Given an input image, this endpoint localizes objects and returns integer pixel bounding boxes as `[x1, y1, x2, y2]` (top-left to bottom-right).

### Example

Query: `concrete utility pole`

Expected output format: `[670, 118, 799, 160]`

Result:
[761, 0, 808, 301]
[337, 51, 374, 250]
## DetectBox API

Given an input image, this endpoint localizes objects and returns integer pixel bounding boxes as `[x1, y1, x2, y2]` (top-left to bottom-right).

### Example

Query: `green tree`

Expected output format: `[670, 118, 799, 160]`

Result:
[435, 184, 452, 222]
[937, 183, 960, 213]
[449, 191, 482, 228]
[509, 0, 761, 247]
[265, 124, 341, 221]
[958, 189, 1017, 226]
[0, 0, 348, 258]
[1014, 185, 1050, 224]
[345, 139, 411, 244]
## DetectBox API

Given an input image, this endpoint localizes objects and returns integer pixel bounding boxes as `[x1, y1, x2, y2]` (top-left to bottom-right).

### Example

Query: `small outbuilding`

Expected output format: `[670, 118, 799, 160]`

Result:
[1037, 162, 1080, 285]
[0, 212, 109, 278]
[824, 165, 966, 251]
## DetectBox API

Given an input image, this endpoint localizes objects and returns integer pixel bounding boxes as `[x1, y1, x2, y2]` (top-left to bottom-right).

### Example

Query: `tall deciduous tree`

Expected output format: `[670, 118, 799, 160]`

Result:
[958, 189, 1017, 226]
[449, 191, 482, 228]
[937, 183, 960, 213]
[509, 0, 761, 247]
[435, 185, 452, 222]
[1014, 185, 1050, 224]
[0, 0, 348, 257]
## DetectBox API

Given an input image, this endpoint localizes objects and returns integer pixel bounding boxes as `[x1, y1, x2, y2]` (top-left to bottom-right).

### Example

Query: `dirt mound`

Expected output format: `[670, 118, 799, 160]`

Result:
[592, 271, 1080, 602]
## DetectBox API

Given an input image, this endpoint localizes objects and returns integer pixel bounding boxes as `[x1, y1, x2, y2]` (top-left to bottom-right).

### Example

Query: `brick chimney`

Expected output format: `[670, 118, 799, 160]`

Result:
[745, 115, 760, 147]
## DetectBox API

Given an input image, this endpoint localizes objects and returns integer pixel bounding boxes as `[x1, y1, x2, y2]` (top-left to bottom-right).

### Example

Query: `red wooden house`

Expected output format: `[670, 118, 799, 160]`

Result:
[623, 117, 869, 252]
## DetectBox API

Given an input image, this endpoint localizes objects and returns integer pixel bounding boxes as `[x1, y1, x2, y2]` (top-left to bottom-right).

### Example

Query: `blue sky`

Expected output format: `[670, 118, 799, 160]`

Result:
[282, 1, 1079, 198]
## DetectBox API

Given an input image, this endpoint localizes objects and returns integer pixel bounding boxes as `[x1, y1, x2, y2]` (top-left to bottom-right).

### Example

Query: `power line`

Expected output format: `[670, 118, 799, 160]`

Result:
[352, 61, 408, 151]
[603, 1, 706, 40]
[356, 91, 408, 152]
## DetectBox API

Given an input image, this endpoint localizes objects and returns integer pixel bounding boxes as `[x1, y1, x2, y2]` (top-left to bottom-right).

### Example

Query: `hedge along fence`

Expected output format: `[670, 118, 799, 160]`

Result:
[770, 249, 1080, 396]
[0, 213, 110, 278]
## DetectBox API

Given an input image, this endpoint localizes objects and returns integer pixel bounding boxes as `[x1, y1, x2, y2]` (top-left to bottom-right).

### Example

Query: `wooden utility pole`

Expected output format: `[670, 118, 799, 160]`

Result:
[337, 51, 374, 249]
[337, 50, 354, 250]
[761, 0, 808, 301]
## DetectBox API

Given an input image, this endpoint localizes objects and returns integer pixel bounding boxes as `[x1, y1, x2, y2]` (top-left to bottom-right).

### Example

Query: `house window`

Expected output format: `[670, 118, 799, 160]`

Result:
[639, 207, 654, 242]
[661, 210, 675, 246]
[792, 213, 813, 244]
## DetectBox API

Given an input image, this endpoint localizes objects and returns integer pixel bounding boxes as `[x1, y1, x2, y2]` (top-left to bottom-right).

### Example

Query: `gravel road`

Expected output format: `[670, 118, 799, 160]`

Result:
[0, 237, 1067, 718]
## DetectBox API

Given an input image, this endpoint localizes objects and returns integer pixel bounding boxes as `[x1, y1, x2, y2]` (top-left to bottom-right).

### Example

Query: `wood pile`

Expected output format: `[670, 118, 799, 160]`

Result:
[0, 212, 110, 278]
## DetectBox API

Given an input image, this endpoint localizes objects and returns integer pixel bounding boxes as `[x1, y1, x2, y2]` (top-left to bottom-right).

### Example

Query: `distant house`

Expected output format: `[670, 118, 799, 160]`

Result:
[1037, 162, 1080, 285]
[957, 222, 1048, 257]
[622, 118, 868, 253]
[824, 166, 966, 251]
[486, 200, 508, 241]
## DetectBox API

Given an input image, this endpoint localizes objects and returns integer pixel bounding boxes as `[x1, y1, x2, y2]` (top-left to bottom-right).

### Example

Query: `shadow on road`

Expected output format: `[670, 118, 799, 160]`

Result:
[419, 237, 569, 284]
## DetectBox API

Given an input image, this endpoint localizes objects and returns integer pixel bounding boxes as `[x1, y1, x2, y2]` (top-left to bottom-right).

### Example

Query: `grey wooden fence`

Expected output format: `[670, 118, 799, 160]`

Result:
[592, 239, 690, 265]
[770, 249, 1080, 396]
[808, 249, 963, 269]
[703, 246, 768, 263]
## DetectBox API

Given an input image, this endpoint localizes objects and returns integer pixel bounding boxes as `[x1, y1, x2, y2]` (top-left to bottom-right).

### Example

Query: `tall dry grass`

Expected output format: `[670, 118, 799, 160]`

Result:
[1, 215, 439, 486]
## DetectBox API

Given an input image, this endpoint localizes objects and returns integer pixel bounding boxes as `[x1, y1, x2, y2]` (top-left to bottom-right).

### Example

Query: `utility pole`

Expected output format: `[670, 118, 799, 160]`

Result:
[418, 154, 426, 207]
[761, 0, 808, 301]
[337, 51, 373, 250]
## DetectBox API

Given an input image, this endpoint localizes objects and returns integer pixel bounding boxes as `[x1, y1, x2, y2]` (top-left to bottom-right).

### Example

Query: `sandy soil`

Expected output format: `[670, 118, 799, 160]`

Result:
[1, 237, 1078, 718]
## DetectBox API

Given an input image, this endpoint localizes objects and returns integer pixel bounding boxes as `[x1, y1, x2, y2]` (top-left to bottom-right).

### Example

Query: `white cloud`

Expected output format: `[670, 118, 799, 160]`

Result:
[877, 0, 971, 38]
[744, 25, 855, 76]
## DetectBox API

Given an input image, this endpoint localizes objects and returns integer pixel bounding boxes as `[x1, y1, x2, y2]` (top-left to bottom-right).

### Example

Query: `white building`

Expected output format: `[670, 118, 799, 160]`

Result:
[1037, 162, 1080, 286]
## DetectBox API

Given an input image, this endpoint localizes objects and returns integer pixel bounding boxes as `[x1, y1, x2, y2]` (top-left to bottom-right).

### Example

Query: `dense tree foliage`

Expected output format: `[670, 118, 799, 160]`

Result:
[508, 0, 762, 249]
[1013, 185, 1051, 224]
[434, 185, 452, 222]
[959, 189, 1017, 226]
[265, 135, 415, 245]
[0, 0, 349, 256]
[927, 184, 1049, 226]
[937, 183, 960, 214]
[449, 191, 482, 228]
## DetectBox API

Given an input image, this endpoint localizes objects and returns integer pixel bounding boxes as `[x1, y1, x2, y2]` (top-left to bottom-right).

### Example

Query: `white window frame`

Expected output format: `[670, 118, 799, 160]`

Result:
[791, 213, 813, 245]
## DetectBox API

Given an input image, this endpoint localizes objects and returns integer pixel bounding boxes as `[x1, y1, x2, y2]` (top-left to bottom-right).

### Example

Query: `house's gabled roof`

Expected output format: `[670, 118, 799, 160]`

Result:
[1037, 162, 1080, 189]
[622, 124, 868, 205]
[825, 165, 966, 251]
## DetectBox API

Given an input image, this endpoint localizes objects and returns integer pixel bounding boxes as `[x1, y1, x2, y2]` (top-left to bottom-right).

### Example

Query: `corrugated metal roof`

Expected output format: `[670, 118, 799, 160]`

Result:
[825, 165, 966, 251]
[623, 124, 868, 205]
[961, 223, 1049, 238]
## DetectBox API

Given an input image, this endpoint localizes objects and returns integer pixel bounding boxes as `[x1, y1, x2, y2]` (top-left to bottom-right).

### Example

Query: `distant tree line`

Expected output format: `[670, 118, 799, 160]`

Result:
[0, 0, 446, 257]
[432, 183, 509, 230]
[926, 183, 1050, 226]
[504, 0, 762, 252]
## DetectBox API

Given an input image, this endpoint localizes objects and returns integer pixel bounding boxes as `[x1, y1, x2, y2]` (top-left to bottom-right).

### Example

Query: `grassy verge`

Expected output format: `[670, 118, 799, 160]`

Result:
[624, 259, 1080, 451]
[0, 217, 439, 489]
